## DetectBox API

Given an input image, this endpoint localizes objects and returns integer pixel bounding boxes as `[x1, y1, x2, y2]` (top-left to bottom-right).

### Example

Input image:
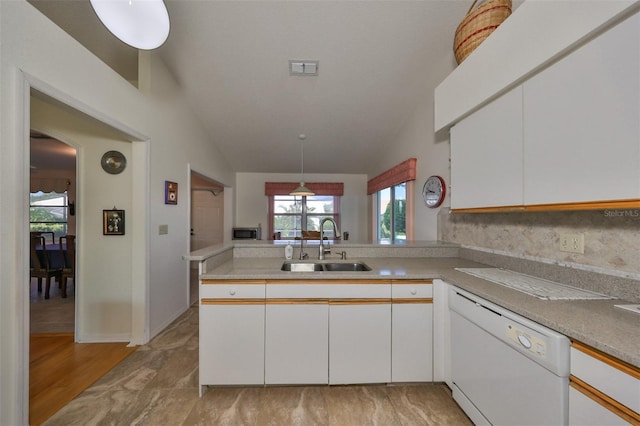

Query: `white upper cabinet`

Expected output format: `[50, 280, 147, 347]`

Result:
[435, 0, 638, 132]
[450, 87, 523, 209]
[449, 11, 640, 210]
[523, 12, 640, 205]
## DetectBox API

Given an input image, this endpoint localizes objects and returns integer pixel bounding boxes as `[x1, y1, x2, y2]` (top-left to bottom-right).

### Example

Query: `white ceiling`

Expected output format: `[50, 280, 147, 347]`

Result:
[29, 0, 475, 175]
[30, 135, 77, 171]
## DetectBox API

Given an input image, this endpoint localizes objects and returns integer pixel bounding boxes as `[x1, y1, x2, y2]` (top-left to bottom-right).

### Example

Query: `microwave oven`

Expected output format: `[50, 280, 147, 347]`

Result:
[232, 227, 262, 240]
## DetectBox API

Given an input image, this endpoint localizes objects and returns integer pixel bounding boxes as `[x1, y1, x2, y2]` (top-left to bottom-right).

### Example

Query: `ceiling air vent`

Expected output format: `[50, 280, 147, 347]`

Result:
[289, 60, 319, 76]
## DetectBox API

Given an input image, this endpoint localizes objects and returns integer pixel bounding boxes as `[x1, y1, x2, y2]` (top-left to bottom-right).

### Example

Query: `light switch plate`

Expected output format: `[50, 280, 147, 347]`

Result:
[159, 224, 168, 235]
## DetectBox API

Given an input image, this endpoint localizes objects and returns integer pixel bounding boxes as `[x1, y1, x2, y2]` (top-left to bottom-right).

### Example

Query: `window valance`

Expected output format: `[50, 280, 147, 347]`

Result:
[367, 158, 416, 194]
[265, 182, 344, 196]
[30, 178, 71, 194]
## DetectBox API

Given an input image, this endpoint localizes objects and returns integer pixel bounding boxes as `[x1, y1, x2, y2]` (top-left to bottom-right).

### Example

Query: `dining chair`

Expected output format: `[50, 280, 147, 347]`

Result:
[30, 231, 56, 245]
[30, 235, 62, 299]
[59, 235, 76, 298]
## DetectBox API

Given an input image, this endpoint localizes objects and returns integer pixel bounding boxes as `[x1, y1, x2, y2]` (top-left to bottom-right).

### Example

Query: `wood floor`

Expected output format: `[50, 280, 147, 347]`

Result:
[29, 333, 137, 425]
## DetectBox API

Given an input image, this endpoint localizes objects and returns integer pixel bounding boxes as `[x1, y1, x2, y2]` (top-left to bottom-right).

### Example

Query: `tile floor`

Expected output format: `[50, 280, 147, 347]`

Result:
[44, 305, 472, 425]
[30, 278, 75, 334]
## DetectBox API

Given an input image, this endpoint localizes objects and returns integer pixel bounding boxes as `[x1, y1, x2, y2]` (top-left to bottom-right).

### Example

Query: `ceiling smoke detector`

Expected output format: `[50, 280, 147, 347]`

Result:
[289, 61, 319, 76]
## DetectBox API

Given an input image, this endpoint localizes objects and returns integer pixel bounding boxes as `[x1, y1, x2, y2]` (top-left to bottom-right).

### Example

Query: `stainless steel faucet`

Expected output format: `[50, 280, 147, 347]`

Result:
[318, 218, 341, 260]
[299, 234, 308, 260]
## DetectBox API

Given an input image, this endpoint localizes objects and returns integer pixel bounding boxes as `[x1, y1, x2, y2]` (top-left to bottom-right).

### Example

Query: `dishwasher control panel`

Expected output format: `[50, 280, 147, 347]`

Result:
[506, 324, 547, 358]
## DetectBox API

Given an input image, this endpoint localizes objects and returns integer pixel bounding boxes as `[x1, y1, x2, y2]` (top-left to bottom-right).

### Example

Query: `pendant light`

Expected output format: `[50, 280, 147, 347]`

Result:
[290, 134, 315, 196]
[90, 0, 170, 50]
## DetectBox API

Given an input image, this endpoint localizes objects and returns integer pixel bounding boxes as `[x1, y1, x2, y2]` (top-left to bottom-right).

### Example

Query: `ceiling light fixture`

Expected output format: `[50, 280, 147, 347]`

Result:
[90, 0, 170, 50]
[290, 134, 315, 197]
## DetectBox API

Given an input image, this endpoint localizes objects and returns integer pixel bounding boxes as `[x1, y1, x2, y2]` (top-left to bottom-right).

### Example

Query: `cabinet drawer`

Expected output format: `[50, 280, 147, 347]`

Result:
[571, 343, 640, 414]
[266, 280, 391, 299]
[569, 385, 630, 426]
[266, 284, 334, 299]
[200, 282, 265, 299]
[392, 283, 432, 300]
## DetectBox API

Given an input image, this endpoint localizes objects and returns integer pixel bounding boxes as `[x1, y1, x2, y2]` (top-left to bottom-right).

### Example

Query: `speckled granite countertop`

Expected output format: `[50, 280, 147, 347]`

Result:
[201, 256, 640, 369]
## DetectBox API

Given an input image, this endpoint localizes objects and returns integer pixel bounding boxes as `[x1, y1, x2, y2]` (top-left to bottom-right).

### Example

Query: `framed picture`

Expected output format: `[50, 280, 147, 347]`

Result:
[165, 181, 178, 205]
[103, 209, 125, 235]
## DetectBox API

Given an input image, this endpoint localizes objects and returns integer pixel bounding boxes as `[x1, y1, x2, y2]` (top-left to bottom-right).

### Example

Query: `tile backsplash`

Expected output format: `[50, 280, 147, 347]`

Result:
[438, 208, 640, 278]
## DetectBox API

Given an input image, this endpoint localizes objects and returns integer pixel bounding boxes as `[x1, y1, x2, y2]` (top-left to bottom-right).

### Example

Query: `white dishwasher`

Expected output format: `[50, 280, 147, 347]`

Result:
[449, 286, 570, 426]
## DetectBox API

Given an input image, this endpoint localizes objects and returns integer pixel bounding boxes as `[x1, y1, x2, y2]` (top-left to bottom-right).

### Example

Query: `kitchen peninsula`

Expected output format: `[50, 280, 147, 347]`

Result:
[186, 241, 640, 397]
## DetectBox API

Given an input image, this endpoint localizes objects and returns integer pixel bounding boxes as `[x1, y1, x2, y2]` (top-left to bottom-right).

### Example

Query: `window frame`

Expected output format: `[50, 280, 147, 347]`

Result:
[376, 181, 412, 244]
[270, 194, 341, 240]
[367, 158, 416, 244]
[29, 190, 69, 240]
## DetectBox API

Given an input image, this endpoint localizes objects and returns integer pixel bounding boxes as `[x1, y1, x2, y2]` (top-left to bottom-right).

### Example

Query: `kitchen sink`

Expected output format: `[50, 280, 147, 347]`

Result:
[281, 262, 325, 272]
[323, 262, 372, 271]
[281, 261, 372, 272]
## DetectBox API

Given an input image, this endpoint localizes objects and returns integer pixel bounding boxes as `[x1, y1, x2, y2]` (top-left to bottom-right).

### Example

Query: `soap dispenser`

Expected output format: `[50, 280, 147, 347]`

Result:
[285, 243, 293, 260]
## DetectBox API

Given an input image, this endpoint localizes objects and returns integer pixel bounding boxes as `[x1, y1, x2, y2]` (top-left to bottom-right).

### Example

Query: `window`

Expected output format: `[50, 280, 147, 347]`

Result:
[273, 195, 340, 239]
[377, 182, 407, 244]
[367, 158, 416, 244]
[30, 191, 69, 239]
[266, 182, 344, 240]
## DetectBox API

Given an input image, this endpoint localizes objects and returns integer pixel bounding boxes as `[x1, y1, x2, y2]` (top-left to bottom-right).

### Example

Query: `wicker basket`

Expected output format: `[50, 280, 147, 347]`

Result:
[454, 0, 512, 64]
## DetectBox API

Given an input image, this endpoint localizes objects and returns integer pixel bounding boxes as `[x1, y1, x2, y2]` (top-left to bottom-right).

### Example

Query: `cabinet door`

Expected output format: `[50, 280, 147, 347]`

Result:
[450, 86, 524, 209]
[571, 344, 640, 414]
[329, 302, 391, 384]
[392, 302, 433, 382]
[265, 302, 329, 384]
[523, 13, 640, 205]
[199, 302, 265, 386]
[569, 386, 629, 426]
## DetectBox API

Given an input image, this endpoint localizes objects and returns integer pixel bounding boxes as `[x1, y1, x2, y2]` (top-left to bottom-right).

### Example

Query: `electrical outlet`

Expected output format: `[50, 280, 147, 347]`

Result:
[559, 233, 584, 254]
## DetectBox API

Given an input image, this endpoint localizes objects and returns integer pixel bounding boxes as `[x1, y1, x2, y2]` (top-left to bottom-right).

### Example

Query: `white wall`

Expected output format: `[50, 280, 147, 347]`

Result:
[141, 52, 235, 338]
[236, 172, 369, 242]
[367, 48, 457, 241]
[0, 2, 234, 422]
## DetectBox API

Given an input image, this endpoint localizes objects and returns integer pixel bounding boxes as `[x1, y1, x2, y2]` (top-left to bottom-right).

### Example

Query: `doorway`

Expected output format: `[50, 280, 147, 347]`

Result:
[190, 172, 224, 251]
[26, 85, 149, 424]
[189, 171, 224, 305]
[29, 133, 77, 334]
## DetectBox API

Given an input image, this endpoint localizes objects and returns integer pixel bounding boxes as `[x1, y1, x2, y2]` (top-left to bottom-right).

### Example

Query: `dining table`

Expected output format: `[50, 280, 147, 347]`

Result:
[35, 242, 67, 269]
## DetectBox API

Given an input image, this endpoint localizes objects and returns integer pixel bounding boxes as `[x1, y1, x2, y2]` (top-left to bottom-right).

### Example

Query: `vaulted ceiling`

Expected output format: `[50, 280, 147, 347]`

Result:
[28, 0, 481, 175]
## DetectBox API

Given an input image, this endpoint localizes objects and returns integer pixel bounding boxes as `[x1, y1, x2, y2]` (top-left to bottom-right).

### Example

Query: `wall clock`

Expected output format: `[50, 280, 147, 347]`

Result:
[423, 175, 446, 208]
[101, 151, 126, 174]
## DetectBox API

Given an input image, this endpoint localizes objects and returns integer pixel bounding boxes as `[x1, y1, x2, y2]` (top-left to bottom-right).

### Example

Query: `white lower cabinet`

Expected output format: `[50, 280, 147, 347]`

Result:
[265, 302, 329, 384]
[199, 281, 266, 394]
[329, 301, 391, 384]
[569, 341, 640, 425]
[200, 279, 435, 391]
[391, 281, 433, 382]
[569, 386, 630, 426]
[199, 302, 265, 387]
